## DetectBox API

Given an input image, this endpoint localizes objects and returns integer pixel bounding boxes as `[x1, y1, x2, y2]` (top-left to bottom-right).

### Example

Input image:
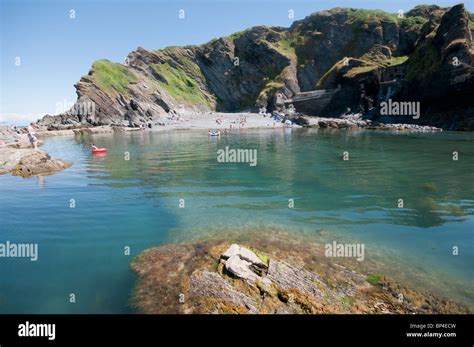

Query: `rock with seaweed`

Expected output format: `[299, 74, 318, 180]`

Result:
[130, 232, 470, 314]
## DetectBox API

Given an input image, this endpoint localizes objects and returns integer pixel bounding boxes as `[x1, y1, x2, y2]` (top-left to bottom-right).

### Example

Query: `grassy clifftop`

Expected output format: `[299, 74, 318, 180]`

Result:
[347, 9, 399, 24]
[90, 59, 138, 94]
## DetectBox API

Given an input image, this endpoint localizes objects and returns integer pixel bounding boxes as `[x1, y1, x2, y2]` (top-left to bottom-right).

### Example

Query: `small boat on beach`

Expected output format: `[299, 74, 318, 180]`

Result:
[208, 130, 221, 137]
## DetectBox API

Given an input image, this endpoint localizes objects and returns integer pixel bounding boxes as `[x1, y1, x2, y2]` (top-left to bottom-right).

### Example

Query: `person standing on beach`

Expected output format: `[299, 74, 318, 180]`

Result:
[27, 122, 38, 149]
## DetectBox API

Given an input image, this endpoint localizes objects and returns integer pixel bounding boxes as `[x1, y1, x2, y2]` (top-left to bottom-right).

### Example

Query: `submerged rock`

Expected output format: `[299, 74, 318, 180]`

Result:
[130, 233, 470, 314]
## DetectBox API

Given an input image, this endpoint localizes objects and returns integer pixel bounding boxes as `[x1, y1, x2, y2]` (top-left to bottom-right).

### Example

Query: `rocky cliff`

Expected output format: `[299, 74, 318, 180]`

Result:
[38, 4, 474, 130]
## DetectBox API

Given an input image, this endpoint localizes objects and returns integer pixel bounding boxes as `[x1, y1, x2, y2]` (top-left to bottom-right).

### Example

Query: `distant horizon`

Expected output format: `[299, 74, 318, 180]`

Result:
[1, 0, 472, 125]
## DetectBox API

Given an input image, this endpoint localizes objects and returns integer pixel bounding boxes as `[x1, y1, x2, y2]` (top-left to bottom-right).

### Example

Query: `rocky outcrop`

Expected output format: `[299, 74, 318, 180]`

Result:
[38, 4, 473, 130]
[296, 113, 442, 131]
[314, 4, 473, 129]
[130, 233, 470, 314]
[290, 8, 400, 91]
[0, 126, 71, 177]
[399, 4, 474, 130]
[0, 147, 72, 177]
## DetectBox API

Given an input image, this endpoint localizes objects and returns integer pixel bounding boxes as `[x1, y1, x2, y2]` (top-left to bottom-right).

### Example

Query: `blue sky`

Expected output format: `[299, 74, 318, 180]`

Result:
[1, 0, 471, 124]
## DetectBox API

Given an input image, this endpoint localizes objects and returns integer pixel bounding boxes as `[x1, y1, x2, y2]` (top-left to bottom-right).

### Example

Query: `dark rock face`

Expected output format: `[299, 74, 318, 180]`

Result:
[399, 4, 474, 130]
[195, 28, 293, 111]
[38, 4, 474, 130]
[291, 4, 473, 129]
[406, 4, 445, 19]
[290, 8, 400, 91]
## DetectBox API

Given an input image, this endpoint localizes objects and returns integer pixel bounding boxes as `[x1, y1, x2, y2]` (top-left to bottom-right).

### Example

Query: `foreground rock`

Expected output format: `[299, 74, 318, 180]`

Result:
[0, 147, 72, 177]
[131, 233, 470, 314]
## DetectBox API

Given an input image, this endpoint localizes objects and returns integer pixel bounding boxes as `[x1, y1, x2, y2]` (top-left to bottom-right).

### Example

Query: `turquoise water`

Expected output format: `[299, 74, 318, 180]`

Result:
[0, 128, 473, 313]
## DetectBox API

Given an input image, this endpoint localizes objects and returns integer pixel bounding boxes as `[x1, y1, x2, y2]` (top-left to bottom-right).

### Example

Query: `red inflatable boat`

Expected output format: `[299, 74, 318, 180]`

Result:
[92, 148, 107, 154]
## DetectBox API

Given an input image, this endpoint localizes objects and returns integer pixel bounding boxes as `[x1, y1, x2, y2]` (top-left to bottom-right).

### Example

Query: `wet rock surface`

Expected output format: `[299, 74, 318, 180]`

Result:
[130, 232, 470, 314]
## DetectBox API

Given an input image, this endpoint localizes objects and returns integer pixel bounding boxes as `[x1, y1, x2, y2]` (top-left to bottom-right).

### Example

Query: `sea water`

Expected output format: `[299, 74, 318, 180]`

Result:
[0, 127, 473, 313]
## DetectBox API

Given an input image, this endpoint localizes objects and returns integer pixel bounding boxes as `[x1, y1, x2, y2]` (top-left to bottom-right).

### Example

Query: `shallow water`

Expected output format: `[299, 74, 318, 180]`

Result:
[0, 128, 473, 313]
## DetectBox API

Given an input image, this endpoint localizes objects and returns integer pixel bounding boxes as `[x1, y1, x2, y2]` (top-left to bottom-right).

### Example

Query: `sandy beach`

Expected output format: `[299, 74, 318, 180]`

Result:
[155, 111, 292, 130]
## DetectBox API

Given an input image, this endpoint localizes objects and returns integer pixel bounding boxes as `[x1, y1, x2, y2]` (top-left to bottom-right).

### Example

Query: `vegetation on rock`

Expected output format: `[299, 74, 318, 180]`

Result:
[90, 59, 137, 94]
[367, 274, 382, 286]
[400, 15, 428, 31]
[347, 9, 399, 24]
[131, 232, 471, 314]
[151, 62, 211, 106]
[273, 32, 302, 60]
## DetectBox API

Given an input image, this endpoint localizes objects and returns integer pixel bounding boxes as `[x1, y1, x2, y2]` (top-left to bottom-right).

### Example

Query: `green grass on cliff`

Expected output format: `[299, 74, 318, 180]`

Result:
[154, 48, 205, 81]
[344, 55, 408, 78]
[347, 9, 398, 24]
[348, 9, 427, 31]
[317, 53, 408, 87]
[151, 62, 210, 106]
[179, 56, 204, 79]
[274, 38, 295, 58]
[344, 64, 379, 77]
[400, 16, 428, 31]
[273, 32, 308, 63]
[273, 33, 297, 59]
[384, 56, 409, 66]
[360, 50, 409, 67]
[91, 60, 138, 94]
[228, 29, 249, 40]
